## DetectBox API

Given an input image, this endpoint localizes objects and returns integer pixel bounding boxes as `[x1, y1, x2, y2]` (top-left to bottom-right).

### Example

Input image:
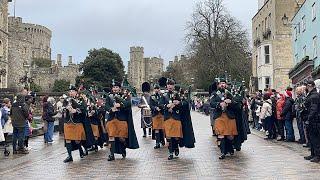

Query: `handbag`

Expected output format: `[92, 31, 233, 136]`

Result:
[3, 118, 13, 134]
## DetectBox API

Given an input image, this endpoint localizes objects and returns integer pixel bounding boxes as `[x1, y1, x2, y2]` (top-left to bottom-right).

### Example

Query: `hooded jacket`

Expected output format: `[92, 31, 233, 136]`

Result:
[11, 95, 29, 128]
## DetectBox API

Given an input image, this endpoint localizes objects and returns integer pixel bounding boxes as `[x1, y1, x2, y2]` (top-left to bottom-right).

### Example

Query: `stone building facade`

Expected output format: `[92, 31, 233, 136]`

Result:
[0, 0, 10, 88]
[127, 46, 164, 92]
[251, 0, 304, 92]
[289, 0, 320, 86]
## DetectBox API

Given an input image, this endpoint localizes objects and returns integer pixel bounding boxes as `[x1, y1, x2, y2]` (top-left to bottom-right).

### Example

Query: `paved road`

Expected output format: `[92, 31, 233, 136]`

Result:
[1, 108, 320, 179]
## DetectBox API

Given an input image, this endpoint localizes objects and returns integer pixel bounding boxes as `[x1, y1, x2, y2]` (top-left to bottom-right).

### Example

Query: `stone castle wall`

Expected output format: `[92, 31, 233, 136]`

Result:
[0, 1, 9, 88]
[31, 55, 80, 92]
[6, 16, 78, 92]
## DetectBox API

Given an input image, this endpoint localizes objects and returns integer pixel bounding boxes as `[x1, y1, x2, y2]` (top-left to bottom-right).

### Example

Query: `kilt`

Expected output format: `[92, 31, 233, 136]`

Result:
[106, 119, 128, 138]
[91, 124, 100, 137]
[64, 123, 86, 141]
[152, 114, 164, 130]
[214, 113, 238, 136]
[164, 118, 183, 138]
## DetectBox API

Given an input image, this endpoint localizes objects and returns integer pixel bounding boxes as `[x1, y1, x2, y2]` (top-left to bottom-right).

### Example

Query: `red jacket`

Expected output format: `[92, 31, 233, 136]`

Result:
[276, 95, 285, 120]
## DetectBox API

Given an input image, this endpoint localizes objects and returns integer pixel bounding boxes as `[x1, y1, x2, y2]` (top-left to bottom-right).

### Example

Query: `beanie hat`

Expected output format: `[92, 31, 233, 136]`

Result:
[285, 90, 292, 98]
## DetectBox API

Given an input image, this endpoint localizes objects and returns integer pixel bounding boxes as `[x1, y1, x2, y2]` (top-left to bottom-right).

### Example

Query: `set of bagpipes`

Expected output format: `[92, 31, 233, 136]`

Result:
[140, 77, 184, 117]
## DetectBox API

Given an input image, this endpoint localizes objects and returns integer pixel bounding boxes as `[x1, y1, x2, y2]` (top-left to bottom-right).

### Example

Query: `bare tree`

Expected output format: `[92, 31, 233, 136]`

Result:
[185, 0, 251, 89]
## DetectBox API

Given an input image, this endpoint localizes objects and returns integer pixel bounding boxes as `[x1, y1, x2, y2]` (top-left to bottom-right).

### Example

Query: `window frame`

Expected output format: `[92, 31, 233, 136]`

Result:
[312, 2, 316, 22]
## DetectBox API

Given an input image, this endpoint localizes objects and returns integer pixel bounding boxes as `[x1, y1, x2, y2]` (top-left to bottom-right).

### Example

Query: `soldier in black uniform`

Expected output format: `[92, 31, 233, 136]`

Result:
[63, 86, 87, 163]
[163, 79, 182, 160]
[150, 84, 166, 149]
[138, 82, 152, 137]
[105, 81, 139, 161]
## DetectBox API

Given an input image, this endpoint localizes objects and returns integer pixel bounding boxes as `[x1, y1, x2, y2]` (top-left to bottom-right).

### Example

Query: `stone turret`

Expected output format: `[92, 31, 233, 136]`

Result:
[57, 54, 62, 67]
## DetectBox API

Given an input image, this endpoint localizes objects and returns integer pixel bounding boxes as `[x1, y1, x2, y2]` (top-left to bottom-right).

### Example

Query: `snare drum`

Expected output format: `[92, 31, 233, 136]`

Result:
[142, 108, 152, 118]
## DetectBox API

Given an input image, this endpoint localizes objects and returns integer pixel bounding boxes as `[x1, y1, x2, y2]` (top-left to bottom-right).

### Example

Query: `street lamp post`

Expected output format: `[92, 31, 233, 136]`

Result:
[282, 14, 299, 27]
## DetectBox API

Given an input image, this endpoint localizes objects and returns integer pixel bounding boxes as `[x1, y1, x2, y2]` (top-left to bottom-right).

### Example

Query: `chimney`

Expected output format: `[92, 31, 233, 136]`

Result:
[68, 56, 73, 65]
[51, 60, 56, 66]
[57, 54, 62, 67]
[174, 56, 178, 62]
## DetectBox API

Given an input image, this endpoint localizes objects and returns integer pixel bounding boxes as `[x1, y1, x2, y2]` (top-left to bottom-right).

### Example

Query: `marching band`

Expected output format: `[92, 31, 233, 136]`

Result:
[60, 76, 248, 163]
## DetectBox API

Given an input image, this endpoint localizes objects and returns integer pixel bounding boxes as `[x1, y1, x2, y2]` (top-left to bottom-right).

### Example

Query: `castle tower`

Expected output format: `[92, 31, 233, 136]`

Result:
[68, 56, 73, 65]
[57, 54, 62, 67]
[128, 46, 145, 92]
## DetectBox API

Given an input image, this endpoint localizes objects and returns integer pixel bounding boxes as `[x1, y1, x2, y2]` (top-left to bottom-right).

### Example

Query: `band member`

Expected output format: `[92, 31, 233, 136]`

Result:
[210, 79, 238, 160]
[105, 81, 139, 161]
[63, 86, 87, 163]
[150, 84, 166, 149]
[87, 98, 102, 152]
[178, 88, 196, 149]
[163, 79, 183, 160]
[138, 82, 152, 137]
[209, 81, 219, 136]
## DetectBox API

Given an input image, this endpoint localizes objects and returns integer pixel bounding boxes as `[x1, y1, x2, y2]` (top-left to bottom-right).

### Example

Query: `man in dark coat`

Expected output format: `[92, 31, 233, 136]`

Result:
[303, 80, 320, 162]
[11, 92, 29, 154]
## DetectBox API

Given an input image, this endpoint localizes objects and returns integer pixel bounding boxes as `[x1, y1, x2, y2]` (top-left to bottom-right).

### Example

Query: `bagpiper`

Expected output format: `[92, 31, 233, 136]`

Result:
[209, 79, 238, 160]
[150, 83, 166, 149]
[163, 78, 195, 160]
[63, 86, 87, 163]
[105, 81, 139, 161]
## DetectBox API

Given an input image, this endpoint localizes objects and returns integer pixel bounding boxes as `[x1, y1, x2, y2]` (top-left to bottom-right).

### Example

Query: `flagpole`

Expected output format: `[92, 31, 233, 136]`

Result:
[14, 0, 16, 17]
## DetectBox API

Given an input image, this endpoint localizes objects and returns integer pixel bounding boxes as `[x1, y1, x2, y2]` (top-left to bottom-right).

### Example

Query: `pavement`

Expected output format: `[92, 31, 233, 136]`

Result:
[1, 107, 320, 179]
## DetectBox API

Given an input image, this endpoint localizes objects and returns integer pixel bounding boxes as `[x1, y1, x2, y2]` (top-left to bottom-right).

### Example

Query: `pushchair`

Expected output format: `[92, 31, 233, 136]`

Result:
[0, 125, 10, 156]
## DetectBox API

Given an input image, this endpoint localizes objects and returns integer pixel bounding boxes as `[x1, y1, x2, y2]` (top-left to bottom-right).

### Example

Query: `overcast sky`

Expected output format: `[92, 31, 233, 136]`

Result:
[9, 0, 257, 69]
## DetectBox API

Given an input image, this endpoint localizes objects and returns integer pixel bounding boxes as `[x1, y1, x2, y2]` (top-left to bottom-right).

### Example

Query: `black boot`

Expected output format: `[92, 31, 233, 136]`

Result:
[63, 143, 73, 163]
[154, 133, 160, 149]
[219, 138, 226, 160]
[121, 142, 127, 158]
[173, 139, 179, 156]
[94, 145, 98, 152]
[108, 141, 115, 161]
[148, 128, 152, 136]
[160, 131, 165, 146]
[168, 139, 174, 160]
[78, 144, 85, 158]
[143, 128, 147, 138]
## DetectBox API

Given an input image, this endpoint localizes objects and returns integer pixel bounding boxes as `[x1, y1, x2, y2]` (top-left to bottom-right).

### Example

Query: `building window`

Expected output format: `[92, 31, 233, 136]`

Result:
[294, 27, 297, 41]
[313, 36, 318, 59]
[295, 54, 299, 63]
[303, 45, 307, 58]
[265, 77, 270, 89]
[264, 45, 270, 64]
[312, 3, 316, 21]
[0, 40, 3, 57]
[302, 16, 306, 32]
[268, 13, 272, 29]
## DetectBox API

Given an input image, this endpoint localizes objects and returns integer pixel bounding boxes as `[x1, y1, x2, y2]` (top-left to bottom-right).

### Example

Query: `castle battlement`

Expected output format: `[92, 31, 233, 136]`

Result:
[130, 46, 144, 53]
[9, 16, 52, 37]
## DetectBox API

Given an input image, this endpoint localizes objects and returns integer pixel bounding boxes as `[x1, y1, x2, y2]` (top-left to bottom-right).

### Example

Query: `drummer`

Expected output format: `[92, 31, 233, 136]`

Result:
[138, 82, 152, 137]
